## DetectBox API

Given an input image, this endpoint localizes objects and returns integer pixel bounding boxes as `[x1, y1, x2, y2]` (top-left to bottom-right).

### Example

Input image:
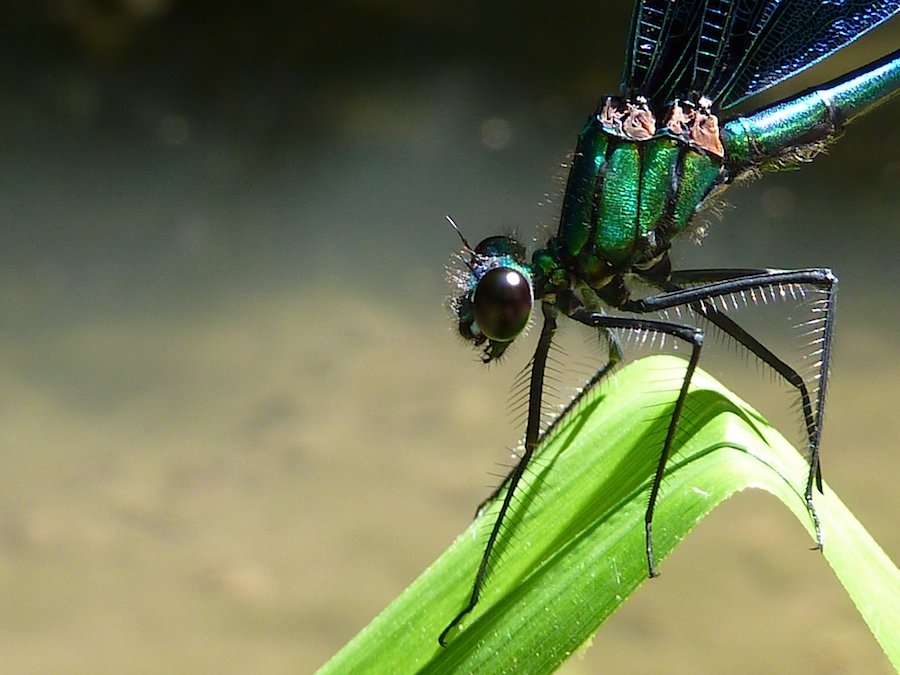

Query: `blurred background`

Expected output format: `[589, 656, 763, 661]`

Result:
[1, 1, 898, 673]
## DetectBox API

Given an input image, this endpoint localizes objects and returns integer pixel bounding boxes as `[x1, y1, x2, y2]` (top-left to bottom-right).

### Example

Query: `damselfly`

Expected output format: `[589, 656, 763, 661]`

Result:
[442, 0, 900, 646]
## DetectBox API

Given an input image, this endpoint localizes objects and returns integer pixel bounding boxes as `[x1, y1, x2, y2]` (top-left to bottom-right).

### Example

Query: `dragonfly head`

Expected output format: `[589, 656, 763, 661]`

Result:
[448, 227, 534, 363]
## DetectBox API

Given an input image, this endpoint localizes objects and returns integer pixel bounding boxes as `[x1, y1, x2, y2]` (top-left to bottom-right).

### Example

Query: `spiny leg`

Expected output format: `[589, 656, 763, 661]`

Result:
[439, 301, 559, 645]
[568, 310, 705, 577]
[630, 268, 838, 548]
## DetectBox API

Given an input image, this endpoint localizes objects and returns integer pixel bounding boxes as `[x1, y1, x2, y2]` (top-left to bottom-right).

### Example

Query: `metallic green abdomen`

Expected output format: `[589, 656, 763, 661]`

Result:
[557, 114, 725, 276]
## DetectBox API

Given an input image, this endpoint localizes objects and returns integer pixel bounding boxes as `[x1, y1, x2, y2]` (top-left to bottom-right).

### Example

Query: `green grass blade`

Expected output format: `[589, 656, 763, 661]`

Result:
[316, 355, 900, 674]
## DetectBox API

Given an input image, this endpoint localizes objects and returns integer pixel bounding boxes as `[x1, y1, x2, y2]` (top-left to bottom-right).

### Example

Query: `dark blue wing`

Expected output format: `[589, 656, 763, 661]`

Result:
[714, 0, 900, 108]
[623, 0, 704, 106]
[622, 0, 900, 112]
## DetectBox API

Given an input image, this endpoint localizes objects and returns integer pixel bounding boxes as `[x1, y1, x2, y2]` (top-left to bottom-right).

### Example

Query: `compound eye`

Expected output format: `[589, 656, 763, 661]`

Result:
[473, 267, 532, 342]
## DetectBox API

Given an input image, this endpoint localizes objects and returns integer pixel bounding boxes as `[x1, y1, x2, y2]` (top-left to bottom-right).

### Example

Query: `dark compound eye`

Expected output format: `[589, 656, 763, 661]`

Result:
[473, 267, 533, 342]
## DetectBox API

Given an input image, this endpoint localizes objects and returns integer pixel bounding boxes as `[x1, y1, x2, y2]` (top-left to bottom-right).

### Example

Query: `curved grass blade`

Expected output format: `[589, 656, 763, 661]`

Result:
[316, 355, 900, 674]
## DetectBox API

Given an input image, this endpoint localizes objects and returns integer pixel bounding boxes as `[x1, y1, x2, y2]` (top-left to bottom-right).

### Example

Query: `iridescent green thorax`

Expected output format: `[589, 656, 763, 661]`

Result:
[533, 97, 727, 299]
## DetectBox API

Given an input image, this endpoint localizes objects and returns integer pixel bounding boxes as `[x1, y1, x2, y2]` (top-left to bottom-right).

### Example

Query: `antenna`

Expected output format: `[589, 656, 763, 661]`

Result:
[446, 215, 474, 253]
